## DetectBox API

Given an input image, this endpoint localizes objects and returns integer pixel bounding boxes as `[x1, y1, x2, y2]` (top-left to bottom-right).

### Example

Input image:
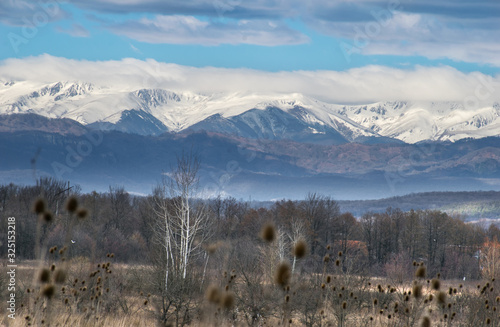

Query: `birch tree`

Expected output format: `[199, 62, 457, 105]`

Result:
[289, 218, 307, 274]
[151, 152, 210, 292]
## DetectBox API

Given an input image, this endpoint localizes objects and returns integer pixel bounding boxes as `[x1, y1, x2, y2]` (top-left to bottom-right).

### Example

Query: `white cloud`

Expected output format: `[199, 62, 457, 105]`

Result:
[321, 11, 500, 66]
[129, 43, 142, 54]
[2, 0, 499, 66]
[105, 15, 309, 46]
[67, 0, 302, 19]
[76, 0, 500, 66]
[55, 23, 90, 37]
[0, 0, 69, 26]
[1, 55, 498, 105]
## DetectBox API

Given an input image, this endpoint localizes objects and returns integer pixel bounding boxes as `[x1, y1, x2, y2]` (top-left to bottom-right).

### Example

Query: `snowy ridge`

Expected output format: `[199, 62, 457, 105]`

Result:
[337, 101, 500, 143]
[0, 80, 499, 143]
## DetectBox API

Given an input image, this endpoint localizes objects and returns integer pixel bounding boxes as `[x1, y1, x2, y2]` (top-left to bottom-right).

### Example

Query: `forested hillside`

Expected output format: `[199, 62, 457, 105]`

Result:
[338, 191, 500, 220]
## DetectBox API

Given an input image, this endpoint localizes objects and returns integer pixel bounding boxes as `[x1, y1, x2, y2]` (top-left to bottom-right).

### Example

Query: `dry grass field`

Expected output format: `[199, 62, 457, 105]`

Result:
[2, 253, 500, 326]
[2, 193, 500, 326]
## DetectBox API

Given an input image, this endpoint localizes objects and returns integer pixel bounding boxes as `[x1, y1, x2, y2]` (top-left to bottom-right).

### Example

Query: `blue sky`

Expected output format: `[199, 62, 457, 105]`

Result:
[1, 0, 499, 74]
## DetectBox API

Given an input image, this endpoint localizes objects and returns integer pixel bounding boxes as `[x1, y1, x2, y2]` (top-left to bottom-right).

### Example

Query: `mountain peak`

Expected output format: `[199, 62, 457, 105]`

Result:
[1, 82, 500, 144]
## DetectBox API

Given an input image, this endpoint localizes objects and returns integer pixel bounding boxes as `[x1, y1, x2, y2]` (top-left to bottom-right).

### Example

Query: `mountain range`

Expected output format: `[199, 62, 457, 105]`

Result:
[1, 80, 500, 144]
[1, 81, 500, 201]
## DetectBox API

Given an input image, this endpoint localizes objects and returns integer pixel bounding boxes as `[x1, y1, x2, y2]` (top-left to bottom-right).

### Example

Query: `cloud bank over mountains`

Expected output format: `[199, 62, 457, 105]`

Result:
[1, 55, 498, 106]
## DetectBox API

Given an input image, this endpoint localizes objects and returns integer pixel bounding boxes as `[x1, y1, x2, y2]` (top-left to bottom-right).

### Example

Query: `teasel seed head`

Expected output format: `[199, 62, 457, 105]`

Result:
[415, 265, 426, 278]
[274, 262, 291, 286]
[206, 285, 220, 304]
[41, 211, 53, 223]
[413, 284, 422, 299]
[421, 316, 431, 327]
[431, 278, 440, 290]
[76, 208, 89, 219]
[39, 269, 50, 283]
[220, 291, 235, 310]
[65, 197, 78, 213]
[42, 285, 55, 299]
[54, 269, 66, 284]
[33, 198, 46, 214]
[293, 239, 307, 258]
[261, 223, 276, 242]
[207, 243, 218, 255]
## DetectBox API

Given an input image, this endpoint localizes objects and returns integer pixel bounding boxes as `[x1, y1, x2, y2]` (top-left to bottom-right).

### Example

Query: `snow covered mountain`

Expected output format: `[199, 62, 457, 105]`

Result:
[1, 80, 499, 144]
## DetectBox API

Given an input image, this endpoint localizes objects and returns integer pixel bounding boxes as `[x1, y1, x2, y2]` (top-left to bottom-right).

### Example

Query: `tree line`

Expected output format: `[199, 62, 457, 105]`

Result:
[1, 177, 499, 282]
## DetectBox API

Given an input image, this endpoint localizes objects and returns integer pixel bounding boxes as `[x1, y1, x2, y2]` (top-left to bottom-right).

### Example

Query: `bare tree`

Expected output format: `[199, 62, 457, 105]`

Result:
[289, 217, 307, 274]
[107, 185, 131, 231]
[301, 193, 340, 255]
[480, 237, 500, 280]
[151, 152, 210, 290]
